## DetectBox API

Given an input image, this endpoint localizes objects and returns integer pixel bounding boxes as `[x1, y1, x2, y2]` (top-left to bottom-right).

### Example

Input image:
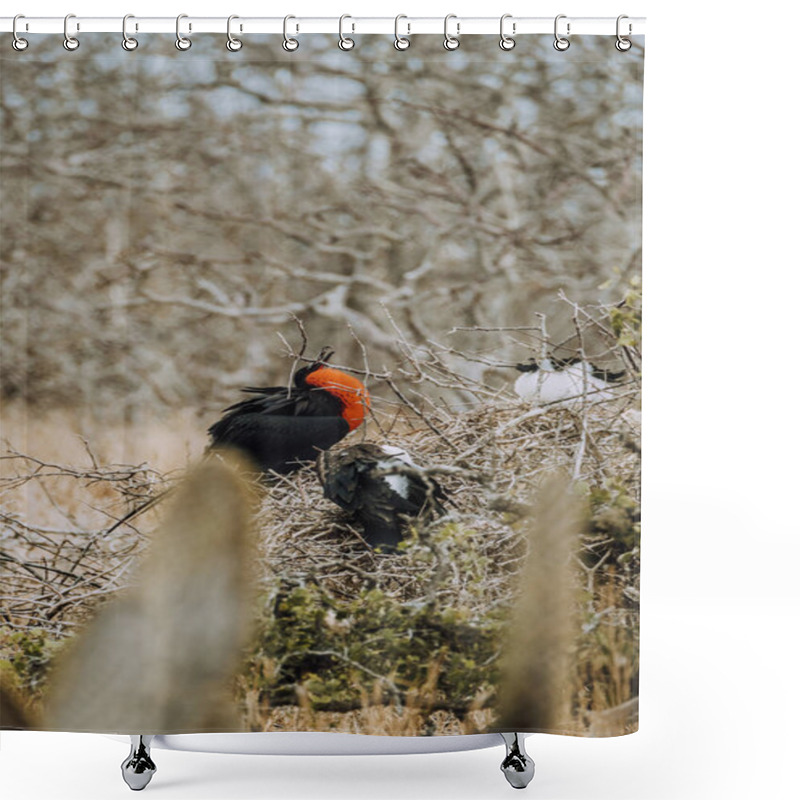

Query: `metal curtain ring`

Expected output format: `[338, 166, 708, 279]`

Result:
[175, 14, 192, 50]
[553, 14, 570, 51]
[443, 14, 460, 51]
[227, 15, 243, 51]
[63, 14, 80, 51]
[394, 14, 410, 50]
[615, 14, 632, 51]
[12, 14, 29, 51]
[282, 15, 299, 51]
[499, 14, 515, 50]
[121, 14, 138, 51]
[338, 14, 355, 50]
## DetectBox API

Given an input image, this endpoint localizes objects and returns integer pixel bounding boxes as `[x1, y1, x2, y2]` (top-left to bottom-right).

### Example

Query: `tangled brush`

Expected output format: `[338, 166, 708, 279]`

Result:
[243, 387, 641, 735]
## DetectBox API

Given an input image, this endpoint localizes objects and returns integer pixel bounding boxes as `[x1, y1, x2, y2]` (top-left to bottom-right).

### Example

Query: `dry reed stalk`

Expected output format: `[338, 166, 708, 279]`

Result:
[43, 453, 257, 732]
[494, 473, 585, 732]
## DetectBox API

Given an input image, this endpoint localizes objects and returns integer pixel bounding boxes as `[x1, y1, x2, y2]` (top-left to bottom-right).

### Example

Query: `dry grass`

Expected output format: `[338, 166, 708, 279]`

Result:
[0, 406, 204, 640]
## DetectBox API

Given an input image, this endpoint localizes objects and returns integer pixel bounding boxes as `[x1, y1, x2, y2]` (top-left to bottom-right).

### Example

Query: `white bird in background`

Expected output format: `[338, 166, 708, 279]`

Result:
[514, 356, 625, 405]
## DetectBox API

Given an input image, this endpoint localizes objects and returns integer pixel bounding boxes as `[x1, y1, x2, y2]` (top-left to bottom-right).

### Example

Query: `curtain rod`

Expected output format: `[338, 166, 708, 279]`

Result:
[1, 16, 646, 37]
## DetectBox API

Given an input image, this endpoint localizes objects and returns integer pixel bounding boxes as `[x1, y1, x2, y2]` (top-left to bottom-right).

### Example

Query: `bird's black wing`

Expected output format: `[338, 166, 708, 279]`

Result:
[317, 450, 370, 510]
[318, 448, 447, 553]
[401, 472, 448, 517]
[318, 457, 404, 551]
[590, 366, 627, 383]
[550, 356, 627, 385]
[216, 386, 343, 420]
[210, 414, 349, 474]
[217, 387, 295, 416]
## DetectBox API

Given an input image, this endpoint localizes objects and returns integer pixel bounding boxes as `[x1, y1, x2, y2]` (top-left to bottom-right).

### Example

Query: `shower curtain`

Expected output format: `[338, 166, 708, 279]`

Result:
[0, 30, 642, 739]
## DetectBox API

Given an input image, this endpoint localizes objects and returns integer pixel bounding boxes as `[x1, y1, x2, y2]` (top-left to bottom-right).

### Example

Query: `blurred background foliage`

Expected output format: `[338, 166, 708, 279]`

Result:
[1, 34, 642, 429]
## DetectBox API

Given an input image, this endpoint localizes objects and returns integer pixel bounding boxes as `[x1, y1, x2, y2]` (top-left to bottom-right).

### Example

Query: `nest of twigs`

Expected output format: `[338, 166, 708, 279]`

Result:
[255, 392, 641, 612]
[0, 453, 164, 634]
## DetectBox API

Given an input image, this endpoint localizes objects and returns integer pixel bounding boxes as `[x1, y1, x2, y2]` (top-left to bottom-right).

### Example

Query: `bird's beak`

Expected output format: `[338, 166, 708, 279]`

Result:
[316, 346, 335, 364]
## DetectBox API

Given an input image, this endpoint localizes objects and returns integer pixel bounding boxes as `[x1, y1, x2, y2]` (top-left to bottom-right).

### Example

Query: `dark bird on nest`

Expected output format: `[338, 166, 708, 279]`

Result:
[317, 443, 447, 553]
[106, 348, 368, 535]
[514, 355, 626, 404]
[208, 346, 370, 474]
